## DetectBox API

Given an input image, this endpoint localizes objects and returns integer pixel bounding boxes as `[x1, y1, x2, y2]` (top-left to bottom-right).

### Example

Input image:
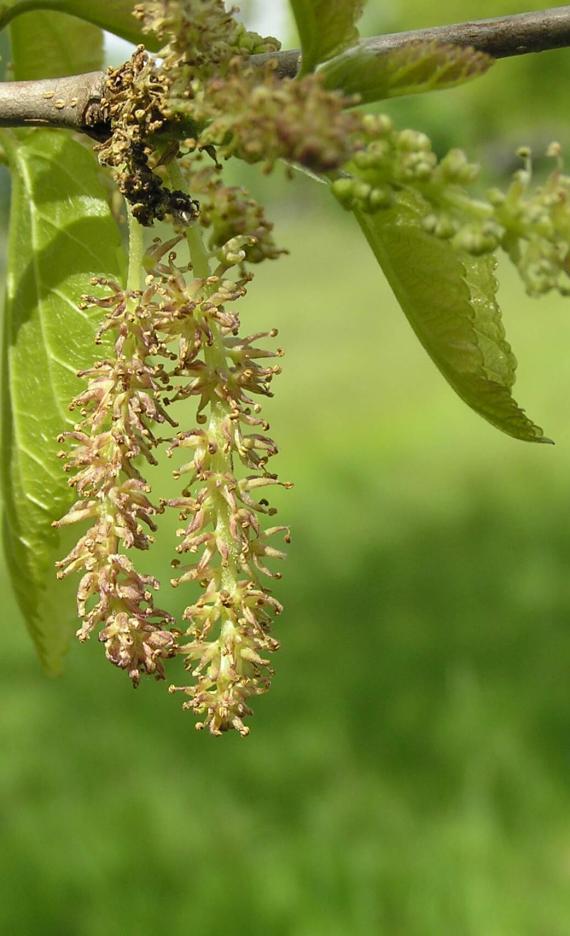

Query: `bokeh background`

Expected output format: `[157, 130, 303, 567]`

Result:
[2, 2, 570, 933]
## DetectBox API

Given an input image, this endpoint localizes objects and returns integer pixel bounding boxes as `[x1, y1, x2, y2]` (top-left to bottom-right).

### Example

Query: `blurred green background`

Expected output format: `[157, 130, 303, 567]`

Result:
[2, 2, 570, 934]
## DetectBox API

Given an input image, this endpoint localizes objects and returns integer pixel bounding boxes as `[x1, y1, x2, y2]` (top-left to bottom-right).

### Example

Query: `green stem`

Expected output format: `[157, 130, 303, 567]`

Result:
[186, 224, 211, 278]
[166, 163, 241, 590]
[167, 160, 211, 277]
[127, 203, 145, 292]
[440, 188, 494, 222]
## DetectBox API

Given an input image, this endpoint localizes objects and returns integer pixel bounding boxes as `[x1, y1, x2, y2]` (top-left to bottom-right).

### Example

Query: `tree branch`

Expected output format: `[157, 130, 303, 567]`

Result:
[260, 4, 570, 77]
[374, 5, 570, 59]
[0, 71, 107, 137]
[0, 5, 569, 135]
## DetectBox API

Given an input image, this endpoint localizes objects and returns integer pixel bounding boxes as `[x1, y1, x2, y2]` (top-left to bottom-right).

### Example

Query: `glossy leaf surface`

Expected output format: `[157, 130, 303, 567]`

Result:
[321, 40, 493, 103]
[289, 0, 364, 73]
[10, 9, 103, 79]
[2, 130, 122, 672]
[354, 190, 549, 443]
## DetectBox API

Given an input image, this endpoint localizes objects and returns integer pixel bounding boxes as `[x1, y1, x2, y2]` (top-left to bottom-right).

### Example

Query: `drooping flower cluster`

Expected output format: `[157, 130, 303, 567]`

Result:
[132, 225, 288, 735]
[61, 0, 458, 738]
[144, 144, 292, 735]
[57, 144, 290, 734]
[55, 279, 176, 684]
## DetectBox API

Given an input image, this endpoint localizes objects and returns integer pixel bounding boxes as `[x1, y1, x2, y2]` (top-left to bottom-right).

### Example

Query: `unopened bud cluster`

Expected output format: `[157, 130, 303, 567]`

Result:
[134, 0, 279, 92]
[332, 114, 570, 296]
[194, 65, 361, 173]
[489, 146, 570, 295]
[189, 165, 285, 264]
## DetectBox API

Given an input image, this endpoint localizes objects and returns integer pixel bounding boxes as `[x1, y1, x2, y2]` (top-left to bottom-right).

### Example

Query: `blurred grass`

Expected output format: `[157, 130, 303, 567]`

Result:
[2, 201, 570, 934]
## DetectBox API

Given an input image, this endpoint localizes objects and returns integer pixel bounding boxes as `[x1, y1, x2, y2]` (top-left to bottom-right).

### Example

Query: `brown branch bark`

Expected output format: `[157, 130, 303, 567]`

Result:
[0, 6, 569, 135]
[0, 71, 106, 137]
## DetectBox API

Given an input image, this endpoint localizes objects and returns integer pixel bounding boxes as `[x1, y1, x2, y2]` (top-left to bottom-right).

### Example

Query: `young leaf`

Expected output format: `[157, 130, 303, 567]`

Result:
[289, 0, 365, 74]
[1, 130, 123, 673]
[0, 0, 159, 49]
[353, 189, 549, 443]
[320, 41, 493, 104]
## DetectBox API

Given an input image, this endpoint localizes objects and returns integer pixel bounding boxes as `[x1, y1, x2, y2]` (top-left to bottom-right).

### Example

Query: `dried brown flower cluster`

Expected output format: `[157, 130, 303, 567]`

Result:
[96, 46, 197, 226]
[98, 0, 359, 225]
[97, 0, 279, 225]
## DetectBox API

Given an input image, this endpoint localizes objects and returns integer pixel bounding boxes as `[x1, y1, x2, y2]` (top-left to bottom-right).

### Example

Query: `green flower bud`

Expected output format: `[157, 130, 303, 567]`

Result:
[487, 188, 506, 207]
[434, 215, 458, 240]
[353, 181, 372, 202]
[439, 148, 479, 184]
[361, 113, 393, 139]
[331, 177, 356, 208]
[353, 150, 378, 171]
[453, 225, 496, 256]
[422, 214, 438, 234]
[397, 129, 432, 153]
[368, 186, 394, 211]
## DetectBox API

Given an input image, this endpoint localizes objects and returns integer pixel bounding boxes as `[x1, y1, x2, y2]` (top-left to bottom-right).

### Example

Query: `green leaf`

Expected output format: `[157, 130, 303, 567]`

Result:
[289, 0, 364, 74]
[0, 0, 158, 49]
[320, 40, 494, 104]
[10, 9, 104, 79]
[353, 189, 549, 443]
[1, 129, 123, 673]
